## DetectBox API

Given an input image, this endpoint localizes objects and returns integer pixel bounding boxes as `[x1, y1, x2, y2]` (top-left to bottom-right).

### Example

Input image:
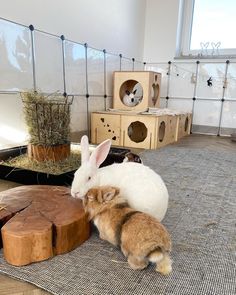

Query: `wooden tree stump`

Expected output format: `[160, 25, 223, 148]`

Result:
[28, 143, 70, 162]
[0, 185, 90, 266]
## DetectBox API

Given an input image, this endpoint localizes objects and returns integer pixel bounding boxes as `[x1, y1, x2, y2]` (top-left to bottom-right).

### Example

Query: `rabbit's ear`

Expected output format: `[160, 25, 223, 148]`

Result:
[81, 135, 90, 164]
[102, 187, 118, 202]
[87, 192, 95, 201]
[86, 188, 97, 201]
[96, 189, 104, 203]
[89, 139, 111, 168]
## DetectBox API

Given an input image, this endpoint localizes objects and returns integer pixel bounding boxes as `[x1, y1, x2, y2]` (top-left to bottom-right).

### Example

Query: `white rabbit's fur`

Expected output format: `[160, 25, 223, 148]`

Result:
[122, 89, 141, 107]
[71, 136, 169, 221]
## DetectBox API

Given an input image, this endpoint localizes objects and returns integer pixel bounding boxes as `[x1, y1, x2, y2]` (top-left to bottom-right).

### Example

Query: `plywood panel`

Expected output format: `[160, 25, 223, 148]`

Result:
[91, 112, 121, 146]
[146, 63, 169, 98]
[167, 115, 179, 143]
[177, 113, 192, 139]
[113, 71, 161, 111]
[155, 115, 171, 148]
[121, 114, 156, 149]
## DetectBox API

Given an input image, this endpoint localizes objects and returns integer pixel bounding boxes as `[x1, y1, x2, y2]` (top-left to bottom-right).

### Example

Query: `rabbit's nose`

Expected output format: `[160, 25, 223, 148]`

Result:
[71, 190, 80, 198]
[75, 192, 83, 199]
[131, 98, 134, 102]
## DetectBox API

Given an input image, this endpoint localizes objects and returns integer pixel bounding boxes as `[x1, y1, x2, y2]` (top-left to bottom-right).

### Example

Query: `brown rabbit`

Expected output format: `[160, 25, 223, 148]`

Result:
[83, 186, 172, 275]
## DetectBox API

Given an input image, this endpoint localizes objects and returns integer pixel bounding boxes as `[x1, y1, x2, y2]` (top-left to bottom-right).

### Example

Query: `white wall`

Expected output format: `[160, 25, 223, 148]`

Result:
[143, 0, 181, 62]
[0, 0, 147, 148]
[143, 0, 236, 135]
[0, 0, 146, 60]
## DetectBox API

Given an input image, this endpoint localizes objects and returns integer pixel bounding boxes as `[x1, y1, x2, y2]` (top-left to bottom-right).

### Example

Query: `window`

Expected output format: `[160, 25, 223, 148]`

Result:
[178, 0, 236, 57]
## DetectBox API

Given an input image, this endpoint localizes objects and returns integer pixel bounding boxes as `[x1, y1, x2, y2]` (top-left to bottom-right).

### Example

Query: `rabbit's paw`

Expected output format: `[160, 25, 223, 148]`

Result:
[156, 254, 172, 275]
[127, 255, 148, 270]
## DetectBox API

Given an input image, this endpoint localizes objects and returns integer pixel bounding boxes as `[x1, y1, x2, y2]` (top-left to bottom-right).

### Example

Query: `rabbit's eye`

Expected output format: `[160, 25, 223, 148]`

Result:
[88, 176, 91, 181]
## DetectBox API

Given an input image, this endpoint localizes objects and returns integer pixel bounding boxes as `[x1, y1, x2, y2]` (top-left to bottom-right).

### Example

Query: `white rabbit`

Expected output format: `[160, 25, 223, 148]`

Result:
[71, 135, 169, 221]
[122, 89, 140, 107]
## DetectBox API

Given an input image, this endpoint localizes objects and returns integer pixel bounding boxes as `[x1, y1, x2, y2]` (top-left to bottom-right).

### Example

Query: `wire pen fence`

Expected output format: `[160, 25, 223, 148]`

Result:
[145, 60, 236, 136]
[0, 17, 235, 143]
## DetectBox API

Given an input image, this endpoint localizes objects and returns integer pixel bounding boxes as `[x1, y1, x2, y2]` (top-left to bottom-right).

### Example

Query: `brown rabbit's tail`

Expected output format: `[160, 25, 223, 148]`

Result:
[148, 248, 164, 263]
[148, 249, 172, 275]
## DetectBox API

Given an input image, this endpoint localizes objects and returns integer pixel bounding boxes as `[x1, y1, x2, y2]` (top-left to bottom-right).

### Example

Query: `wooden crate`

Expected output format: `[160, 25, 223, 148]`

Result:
[91, 112, 121, 146]
[155, 115, 172, 148]
[91, 111, 185, 150]
[167, 115, 179, 144]
[113, 71, 161, 111]
[176, 113, 192, 140]
[120, 114, 156, 149]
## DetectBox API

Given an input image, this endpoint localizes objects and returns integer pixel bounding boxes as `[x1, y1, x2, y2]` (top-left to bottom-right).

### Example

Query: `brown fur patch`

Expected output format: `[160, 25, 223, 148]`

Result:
[114, 211, 140, 246]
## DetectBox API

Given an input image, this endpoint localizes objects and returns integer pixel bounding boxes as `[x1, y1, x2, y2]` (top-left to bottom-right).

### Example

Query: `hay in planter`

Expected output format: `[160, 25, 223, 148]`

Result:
[21, 91, 73, 146]
[1, 150, 81, 175]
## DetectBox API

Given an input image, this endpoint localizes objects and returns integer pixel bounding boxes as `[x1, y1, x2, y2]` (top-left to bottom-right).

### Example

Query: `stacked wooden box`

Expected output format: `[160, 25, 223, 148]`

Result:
[91, 71, 192, 149]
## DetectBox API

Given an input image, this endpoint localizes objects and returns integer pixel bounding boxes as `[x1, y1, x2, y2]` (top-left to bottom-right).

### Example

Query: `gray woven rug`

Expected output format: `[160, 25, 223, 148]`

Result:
[0, 146, 236, 295]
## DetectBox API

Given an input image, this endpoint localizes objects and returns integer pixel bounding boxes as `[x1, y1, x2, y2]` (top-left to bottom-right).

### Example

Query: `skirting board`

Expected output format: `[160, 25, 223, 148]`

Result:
[191, 125, 235, 136]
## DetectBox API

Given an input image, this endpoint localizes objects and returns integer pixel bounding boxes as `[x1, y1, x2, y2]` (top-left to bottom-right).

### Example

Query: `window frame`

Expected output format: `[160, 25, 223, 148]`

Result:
[177, 0, 236, 58]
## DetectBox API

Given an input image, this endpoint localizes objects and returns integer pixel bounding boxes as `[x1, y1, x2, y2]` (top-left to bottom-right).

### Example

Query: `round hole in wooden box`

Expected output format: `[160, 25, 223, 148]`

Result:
[128, 121, 147, 143]
[159, 121, 166, 142]
[119, 80, 143, 107]
[151, 83, 160, 106]
[184, 117, 189, 132]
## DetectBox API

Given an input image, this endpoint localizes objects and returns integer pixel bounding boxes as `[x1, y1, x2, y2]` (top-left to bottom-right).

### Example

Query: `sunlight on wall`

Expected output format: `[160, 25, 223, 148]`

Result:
[0, 125, 28, 148]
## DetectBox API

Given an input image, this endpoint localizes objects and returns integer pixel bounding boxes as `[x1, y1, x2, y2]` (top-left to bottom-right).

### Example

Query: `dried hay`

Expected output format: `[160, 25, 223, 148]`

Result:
[21, 91, 73, 146]
[1, 150, 81, 175]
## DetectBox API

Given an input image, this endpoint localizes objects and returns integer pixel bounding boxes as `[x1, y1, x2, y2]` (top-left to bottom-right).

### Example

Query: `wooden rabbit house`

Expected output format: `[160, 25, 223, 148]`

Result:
[91, 71, 192, 149]
[113, 71, 161, 111]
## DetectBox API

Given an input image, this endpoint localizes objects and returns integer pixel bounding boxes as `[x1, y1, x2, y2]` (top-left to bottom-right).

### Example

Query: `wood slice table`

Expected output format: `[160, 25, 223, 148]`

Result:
[0, 185, 90, 266]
